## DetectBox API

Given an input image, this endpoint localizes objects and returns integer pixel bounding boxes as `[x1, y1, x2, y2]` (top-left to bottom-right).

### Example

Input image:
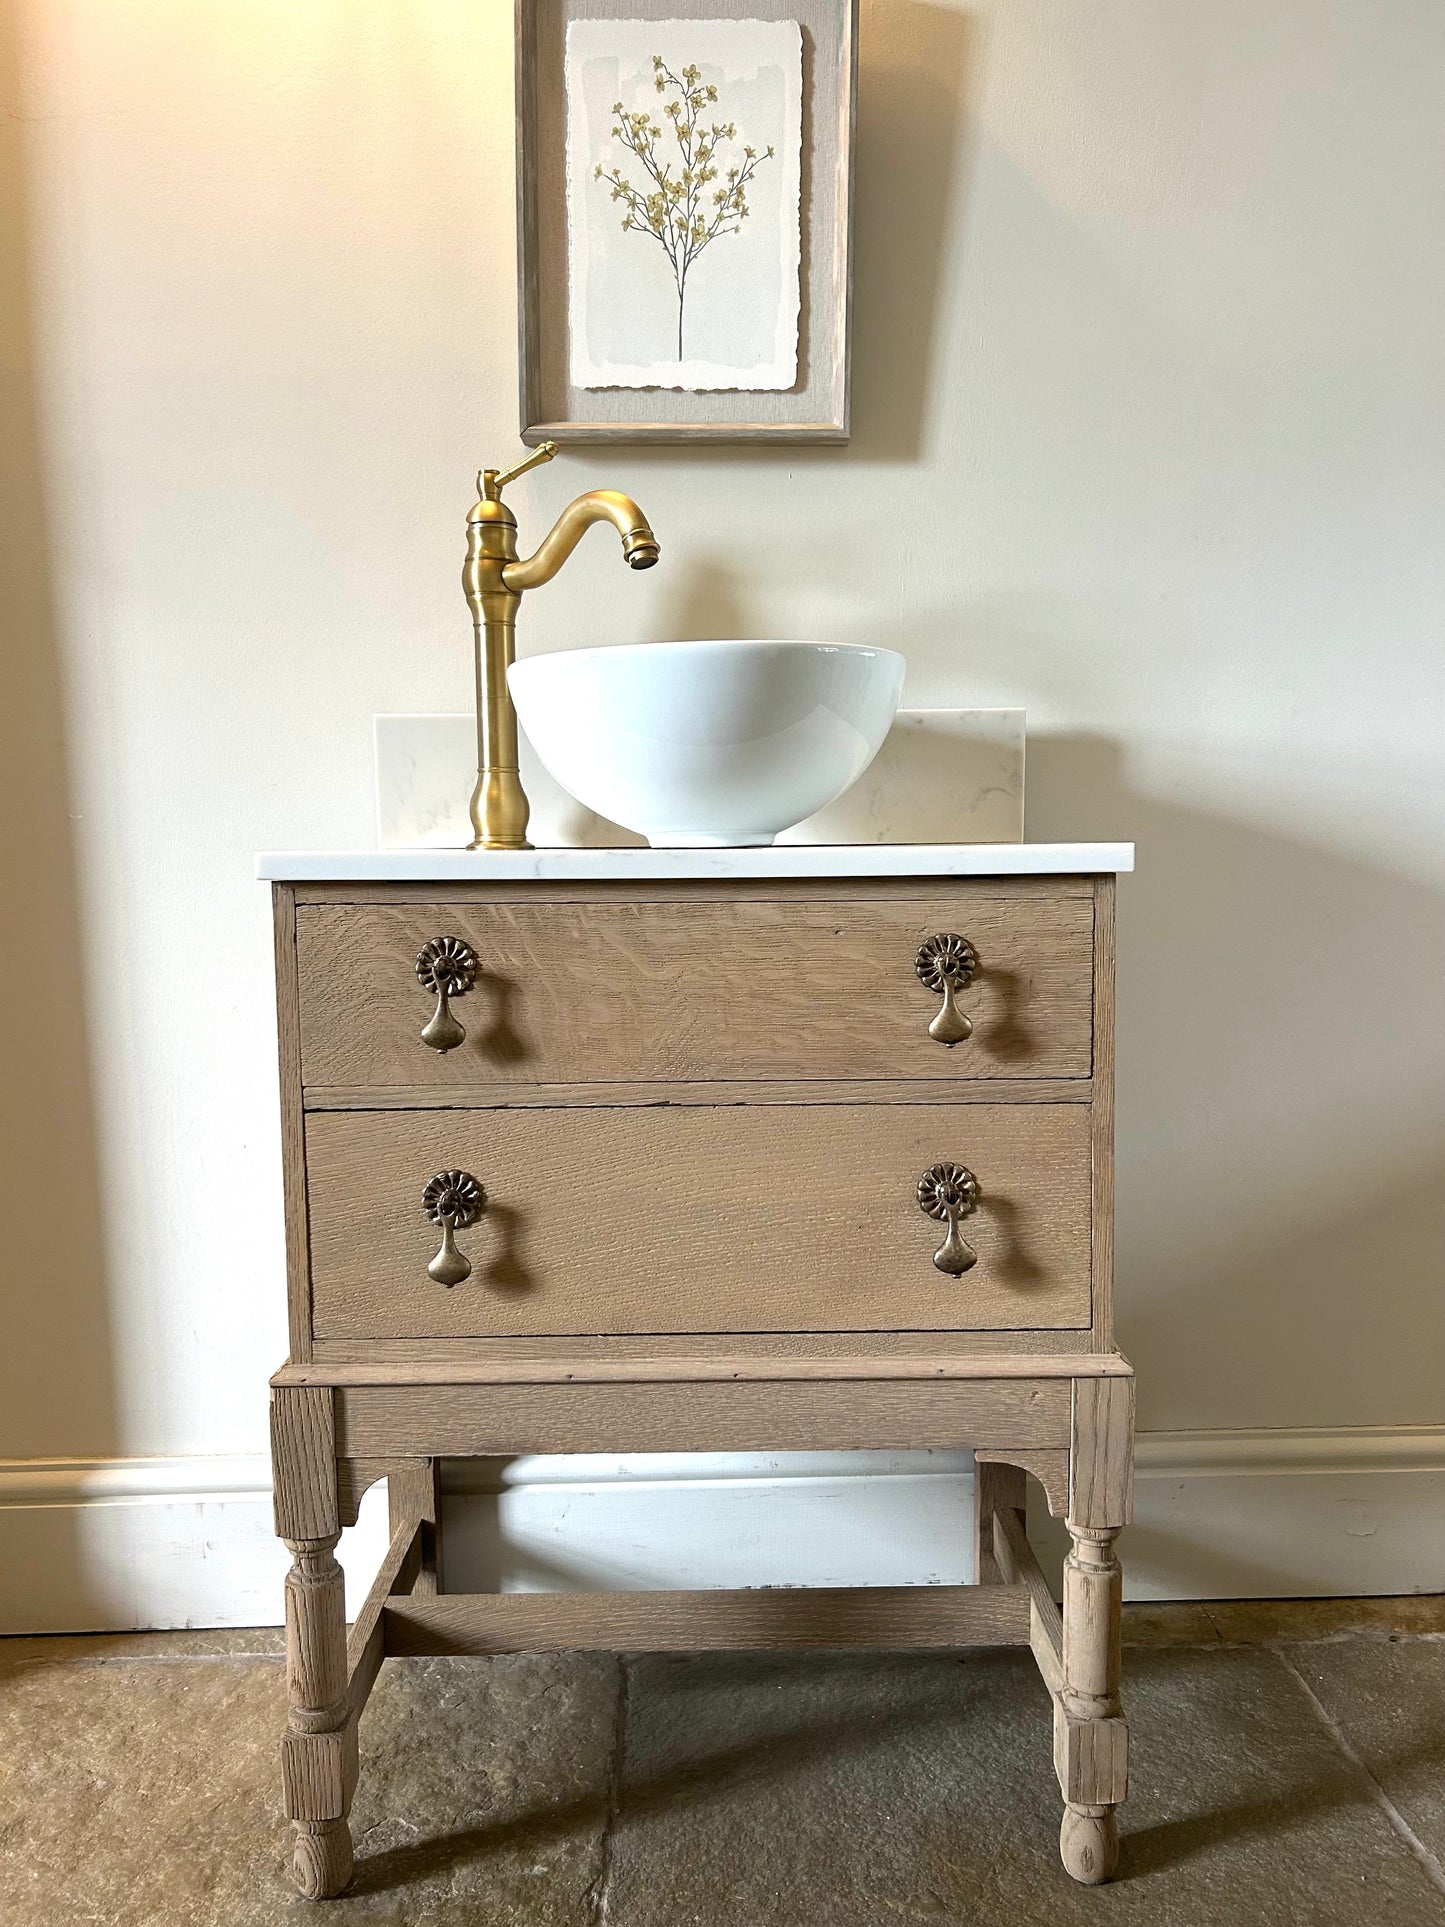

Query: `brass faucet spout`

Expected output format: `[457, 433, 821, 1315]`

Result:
[462, 460, 658, 851]
[504, 490, 661, 594]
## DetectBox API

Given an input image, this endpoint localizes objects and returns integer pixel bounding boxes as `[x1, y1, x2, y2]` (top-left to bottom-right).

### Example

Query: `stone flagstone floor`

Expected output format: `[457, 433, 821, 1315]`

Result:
[1, 1598, 1443, 1925]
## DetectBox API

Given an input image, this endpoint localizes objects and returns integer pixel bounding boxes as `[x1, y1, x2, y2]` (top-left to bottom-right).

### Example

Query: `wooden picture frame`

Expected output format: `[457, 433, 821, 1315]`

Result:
[515, 0, 857, 444]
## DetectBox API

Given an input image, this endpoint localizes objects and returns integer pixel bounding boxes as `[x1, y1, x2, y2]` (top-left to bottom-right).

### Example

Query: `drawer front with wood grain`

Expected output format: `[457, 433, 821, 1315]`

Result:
[294, 894, 1094, 1089]
[305, 1103, 1092, 1340]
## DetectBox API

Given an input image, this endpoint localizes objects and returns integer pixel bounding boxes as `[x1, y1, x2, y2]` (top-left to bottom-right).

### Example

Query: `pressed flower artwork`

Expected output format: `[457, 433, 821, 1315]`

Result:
[566, 18, 802, 390]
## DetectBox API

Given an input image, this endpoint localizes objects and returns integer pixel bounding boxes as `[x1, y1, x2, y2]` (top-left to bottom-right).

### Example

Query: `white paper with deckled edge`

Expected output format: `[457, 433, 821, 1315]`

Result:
[566, 17, 801, 390]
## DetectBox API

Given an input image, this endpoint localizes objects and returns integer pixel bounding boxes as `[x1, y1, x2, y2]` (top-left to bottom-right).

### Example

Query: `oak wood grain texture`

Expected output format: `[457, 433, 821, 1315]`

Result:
[281, 1534, 355, 1898]
[335, 1456, 397, 1529]
[1058, 1368, 1130, 1876]
[976, 1447, 1072, 1520]
[515, 0, 857, 442]
[1056, 1706, 1129, 1811]
[1069, 1373, 1135, 1529]
[295, 895, 1093, 1089]
[276, 1349, 1134, 1388]
[284, 1542, 349, 1740]
[294, 878, 1093, 906]
[306, 1103, 1092, 1339]
[269, 1386, 338, 1541]
[387, 1459, 441, 1595]
[1058, 1523, 1128, 1869]
[346, 1514, 423, 1721]
[303, 1330, 1115, 1368]
[383, 1584, 1029, 1655]
[305, 1077, 1094, 1112]
[333, 1377, 1072, 1457]
[334, 1455, 443, 1534]
[272, 1380, 352, 1895]
[272, 886, 313, 1361]
[1059, 1806, 1119, 1888]
[1089, 875, 1116, 1351]
[974, 1460, 1027, 1587]
[993, 1505, 1064, 1697]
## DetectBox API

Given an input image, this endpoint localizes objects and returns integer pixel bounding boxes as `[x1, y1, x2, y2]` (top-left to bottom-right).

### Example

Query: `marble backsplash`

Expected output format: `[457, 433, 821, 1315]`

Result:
[373, 708, 1024, 849]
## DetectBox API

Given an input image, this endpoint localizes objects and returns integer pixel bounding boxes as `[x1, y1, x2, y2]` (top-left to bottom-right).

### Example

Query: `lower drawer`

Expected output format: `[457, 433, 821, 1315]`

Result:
[312, 1102, 1094, 1341]
[305, 1104, 1092, 1340]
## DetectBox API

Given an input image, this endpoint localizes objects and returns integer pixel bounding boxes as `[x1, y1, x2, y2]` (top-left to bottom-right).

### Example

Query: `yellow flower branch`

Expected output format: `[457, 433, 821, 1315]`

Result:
[594, 55, 774, 359]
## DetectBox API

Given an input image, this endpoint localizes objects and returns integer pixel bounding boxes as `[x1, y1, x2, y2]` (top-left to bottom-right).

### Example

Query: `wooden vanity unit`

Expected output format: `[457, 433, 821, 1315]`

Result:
[260, 842, 1136, 1898]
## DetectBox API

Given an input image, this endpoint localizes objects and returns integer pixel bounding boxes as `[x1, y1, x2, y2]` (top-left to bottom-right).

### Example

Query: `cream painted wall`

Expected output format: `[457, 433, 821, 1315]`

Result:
[2, 1, 1442, 1614]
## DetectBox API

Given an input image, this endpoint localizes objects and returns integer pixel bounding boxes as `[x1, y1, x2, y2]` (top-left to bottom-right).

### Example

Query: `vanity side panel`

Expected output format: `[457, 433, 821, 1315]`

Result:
[273, 884, 313, 1362]
[1090, 875, 1116, 1352]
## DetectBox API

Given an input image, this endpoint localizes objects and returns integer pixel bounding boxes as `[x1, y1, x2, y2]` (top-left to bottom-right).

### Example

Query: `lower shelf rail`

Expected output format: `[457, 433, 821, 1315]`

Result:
[378, 1583, 1032, 1655]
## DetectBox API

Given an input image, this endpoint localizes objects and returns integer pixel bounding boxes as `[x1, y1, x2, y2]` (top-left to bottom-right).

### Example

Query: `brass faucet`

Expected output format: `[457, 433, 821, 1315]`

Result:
[462, 442, 660, 850]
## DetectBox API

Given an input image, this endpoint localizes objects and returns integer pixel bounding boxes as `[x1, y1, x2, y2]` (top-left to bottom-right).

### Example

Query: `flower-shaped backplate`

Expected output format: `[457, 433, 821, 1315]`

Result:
[916, 1162, 979, 1222]
[914, 933, 977, 994]
[422, 1169, 486, 1230]
[415, 936, 478, 999]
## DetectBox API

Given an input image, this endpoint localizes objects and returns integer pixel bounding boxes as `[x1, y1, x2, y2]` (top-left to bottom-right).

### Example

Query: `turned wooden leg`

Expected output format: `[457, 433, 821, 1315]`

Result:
[271, 1385, 355, 1900]
[1055, 1373, 1132, 1885]
[1058, 1525, 1125, 1883]
[282, 1534, 355, 1899]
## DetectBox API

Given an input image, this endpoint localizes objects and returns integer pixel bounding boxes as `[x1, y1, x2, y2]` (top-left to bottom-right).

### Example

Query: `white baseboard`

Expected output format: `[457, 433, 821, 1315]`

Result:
[2, 1431, 1442, 1634]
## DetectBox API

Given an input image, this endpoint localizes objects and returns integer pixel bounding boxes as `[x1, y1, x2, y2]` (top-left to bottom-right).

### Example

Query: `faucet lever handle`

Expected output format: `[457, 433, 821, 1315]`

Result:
[485, 441, 558, 498]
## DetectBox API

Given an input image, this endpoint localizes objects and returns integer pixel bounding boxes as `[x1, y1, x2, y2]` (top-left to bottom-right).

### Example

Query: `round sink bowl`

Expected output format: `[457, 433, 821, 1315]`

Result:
[508, 640, 905, 847]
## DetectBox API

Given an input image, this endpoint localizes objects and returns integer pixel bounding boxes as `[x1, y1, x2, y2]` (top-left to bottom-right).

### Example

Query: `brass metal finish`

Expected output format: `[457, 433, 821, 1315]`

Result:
[414, 937, 478, 1054]
[915, 933, 978, 1045]
[422, 1170, 486, 1287]
[917, 1161, 980, 1276]
[463, 445, 659, 851]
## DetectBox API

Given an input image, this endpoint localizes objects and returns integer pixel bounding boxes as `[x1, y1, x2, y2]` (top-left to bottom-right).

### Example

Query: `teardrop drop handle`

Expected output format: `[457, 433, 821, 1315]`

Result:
[915, 934, 978, 1046]
[415, 937, 479, 1054]
[422, 1169, 486, 1287]
[421, 991, 466, 1054]
[917, 1161, 980, 1276]
[930, 979, 972, 1046]
[428, 1218, 471, 1287]
[934, 1213, 976, 1276]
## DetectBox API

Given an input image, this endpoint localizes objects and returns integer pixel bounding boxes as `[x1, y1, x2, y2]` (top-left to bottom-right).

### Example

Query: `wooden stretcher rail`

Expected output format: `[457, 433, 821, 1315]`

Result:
[993, 1505, 1064, 1695]
[381, 1585, 1032, 1655]
[346, 1514, 423, 1718]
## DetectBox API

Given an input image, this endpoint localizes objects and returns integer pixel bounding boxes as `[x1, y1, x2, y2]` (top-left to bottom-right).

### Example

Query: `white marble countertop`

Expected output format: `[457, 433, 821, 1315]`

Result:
[256, 842, 1133, 882]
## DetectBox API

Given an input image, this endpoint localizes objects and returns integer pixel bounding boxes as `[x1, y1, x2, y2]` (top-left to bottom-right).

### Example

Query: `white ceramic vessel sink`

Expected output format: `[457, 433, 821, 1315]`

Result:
[508, 640, 906, 847]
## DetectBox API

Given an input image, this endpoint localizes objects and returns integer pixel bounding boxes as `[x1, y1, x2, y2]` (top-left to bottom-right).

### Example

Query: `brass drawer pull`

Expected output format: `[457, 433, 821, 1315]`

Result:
[917, 1162, 979, 1275]
[915, 933, 977, 1045]
[422, 1169, 486, 1286]
[415, 936, 478, 1053]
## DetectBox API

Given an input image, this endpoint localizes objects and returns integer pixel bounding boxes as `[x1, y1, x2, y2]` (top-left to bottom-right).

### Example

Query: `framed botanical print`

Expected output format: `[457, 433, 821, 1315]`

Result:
[514, 0, 857, 443]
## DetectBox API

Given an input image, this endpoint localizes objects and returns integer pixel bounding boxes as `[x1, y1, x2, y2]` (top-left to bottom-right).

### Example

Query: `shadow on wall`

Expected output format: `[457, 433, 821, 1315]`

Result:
[601, 0, 980, 484]
[1028, 733, 1445, 1433]
[847, 0, 980, 462]
[0, 5, 118, 1626]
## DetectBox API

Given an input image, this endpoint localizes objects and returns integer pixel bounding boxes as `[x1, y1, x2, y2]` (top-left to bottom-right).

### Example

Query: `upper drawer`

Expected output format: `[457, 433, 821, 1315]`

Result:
[294, 893, 1094, 1088]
